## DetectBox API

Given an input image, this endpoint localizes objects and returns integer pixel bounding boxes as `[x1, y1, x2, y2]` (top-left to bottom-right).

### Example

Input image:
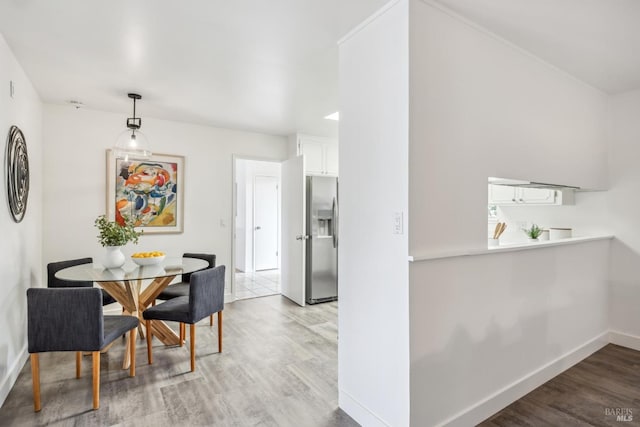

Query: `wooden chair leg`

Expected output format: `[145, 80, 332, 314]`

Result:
[146, 320, 153, 365]
[179, 323, 185, 346]
[218, 311, 223, 353]
[92, 351, 100, 410]
[31, 354, 41, 412]
[76, 351, 82, 378]
[129, 327, 137, 377]
[190, 323, 196, 372]
[210, 314, 213, 327]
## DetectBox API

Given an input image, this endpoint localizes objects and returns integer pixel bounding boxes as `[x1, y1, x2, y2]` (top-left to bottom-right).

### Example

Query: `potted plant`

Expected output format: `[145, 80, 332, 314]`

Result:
[95, 215, 142, 268]
[523, 224, 543, 242]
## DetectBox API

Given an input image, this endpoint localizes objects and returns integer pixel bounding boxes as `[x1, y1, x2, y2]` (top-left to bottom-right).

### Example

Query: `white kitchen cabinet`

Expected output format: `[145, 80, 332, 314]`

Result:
[296, 134, 338, 176]
[325, 142, 339, 176]
[518, 187, 556, 204]
[300, 139, 325, 175]
[488, 184, 563, 205]
[488, 184, 519, 204]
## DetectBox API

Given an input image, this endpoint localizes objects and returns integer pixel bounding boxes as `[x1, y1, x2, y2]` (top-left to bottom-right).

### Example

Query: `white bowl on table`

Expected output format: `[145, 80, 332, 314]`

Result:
[131, 255, 166, 266]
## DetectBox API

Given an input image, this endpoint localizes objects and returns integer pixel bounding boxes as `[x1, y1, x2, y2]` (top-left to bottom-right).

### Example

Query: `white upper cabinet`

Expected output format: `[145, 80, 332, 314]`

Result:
[301, 139, 325, 175]
[325, 142, 339, 176]
[518, 187, 556, 204]
[488, 184, 570, 205]
[295, 134, 338, 176]
[488, 184, 519, 204]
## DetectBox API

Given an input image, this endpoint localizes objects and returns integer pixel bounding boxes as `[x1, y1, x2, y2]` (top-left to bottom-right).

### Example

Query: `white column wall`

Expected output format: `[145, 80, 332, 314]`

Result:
[338, 1, 410, 426]
[0, 34, 43, 406]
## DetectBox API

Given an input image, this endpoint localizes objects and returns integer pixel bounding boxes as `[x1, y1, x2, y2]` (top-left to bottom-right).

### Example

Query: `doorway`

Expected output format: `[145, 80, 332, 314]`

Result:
[232, 158, 281, 300]
[254, 176, 279, 270]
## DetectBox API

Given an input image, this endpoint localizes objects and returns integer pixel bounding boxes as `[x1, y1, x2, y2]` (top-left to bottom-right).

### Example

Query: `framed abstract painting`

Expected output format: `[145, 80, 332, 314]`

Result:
[106, 150, 184, 234]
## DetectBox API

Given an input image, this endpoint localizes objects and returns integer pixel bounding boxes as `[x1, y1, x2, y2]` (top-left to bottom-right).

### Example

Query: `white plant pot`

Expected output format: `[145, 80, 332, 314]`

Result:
[103, 246, 125, 269]
[528, 238, 539, 242]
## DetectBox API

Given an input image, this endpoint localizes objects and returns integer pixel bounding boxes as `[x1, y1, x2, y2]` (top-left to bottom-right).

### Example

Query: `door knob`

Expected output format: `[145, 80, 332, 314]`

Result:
[296, 235, 310, 240]
[255, 226, 261, 230]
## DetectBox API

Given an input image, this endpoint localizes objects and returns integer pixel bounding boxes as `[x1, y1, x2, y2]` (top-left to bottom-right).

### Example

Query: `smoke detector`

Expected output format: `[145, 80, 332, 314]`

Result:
[68, 100, 85, 109]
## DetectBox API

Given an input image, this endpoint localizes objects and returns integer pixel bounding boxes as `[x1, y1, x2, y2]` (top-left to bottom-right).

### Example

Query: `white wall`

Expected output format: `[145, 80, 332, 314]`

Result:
[608, 90, 640, 342]
[42, 105, 287, 295]
[409, 0, 609, 256]
[234, 159, 281, 272]
[0, 34, 43, 406]
[408, 1, 611, 425]
[410, 241, 610, 426]
[338, 1, 410, 426]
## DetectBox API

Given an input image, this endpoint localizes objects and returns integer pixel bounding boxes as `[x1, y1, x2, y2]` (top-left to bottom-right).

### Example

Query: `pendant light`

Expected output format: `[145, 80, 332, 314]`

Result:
[113, 93, 151, 161]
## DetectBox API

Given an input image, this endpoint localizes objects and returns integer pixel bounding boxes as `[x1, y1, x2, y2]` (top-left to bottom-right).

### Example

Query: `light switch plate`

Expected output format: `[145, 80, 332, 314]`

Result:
[393, 212, 404, 234]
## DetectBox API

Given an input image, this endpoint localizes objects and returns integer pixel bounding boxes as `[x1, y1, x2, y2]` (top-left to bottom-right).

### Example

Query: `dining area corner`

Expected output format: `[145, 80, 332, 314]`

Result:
[34, 247, 224, 412]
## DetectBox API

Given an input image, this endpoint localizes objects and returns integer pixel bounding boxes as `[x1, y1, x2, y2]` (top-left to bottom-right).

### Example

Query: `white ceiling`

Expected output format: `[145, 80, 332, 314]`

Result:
[1, 0, 639, 139]
[0, 0, 388, 137]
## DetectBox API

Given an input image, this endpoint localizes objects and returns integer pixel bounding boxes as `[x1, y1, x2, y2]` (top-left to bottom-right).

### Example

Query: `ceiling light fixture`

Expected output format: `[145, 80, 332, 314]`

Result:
[324, 111, 340, 121]
[113, 93, 151, 161]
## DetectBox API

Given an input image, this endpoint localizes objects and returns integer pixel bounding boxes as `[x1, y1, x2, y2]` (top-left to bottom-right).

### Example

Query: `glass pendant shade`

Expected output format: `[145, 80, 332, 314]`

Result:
[113, 93, 151, 161]
[113, 129, 151, 161]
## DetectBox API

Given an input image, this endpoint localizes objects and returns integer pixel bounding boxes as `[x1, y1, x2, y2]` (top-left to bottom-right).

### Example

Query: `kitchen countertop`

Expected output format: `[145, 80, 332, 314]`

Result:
[408, 234, 613, 262]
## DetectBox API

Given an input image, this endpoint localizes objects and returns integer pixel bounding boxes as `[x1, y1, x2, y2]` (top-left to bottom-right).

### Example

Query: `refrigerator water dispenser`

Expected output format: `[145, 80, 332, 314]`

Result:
[317, 209, 333, 237]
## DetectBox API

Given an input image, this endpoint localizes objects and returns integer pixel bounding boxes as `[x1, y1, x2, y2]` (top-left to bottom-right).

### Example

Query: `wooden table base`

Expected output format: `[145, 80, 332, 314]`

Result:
[100, 275, 180, 369]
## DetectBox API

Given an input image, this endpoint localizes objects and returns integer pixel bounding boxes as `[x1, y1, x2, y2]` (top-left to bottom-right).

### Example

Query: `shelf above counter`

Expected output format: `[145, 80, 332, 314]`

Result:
[408, 235, 614, 262]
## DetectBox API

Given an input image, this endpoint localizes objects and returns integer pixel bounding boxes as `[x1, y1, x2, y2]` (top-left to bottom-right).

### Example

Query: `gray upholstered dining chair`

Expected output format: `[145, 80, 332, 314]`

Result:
[47, 258, 117, 306]
[27, 287, 139, 411]
[155, 253, 216, 325]
[144, 265, 225, 372]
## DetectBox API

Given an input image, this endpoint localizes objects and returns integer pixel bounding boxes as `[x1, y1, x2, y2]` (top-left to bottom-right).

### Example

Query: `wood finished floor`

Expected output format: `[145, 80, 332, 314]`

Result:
[0, 296, 358, 427]
[480, 344, 640, 427]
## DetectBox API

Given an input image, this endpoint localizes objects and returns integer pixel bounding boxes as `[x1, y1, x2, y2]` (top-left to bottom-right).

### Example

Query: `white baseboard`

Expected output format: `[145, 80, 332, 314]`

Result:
[439, 332, 609, 427]
[609, 330, 640, 351]
[339, 388, 392, 427]
[0, 344, 28, 408]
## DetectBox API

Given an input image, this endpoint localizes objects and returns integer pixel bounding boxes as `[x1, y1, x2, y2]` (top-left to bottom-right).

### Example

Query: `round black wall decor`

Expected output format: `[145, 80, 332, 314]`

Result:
[6, 125, 29, 223]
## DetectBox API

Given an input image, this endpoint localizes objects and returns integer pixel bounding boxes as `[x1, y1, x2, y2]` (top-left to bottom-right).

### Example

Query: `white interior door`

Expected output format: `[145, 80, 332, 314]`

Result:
[281, 156, 305, 306]
[254, 176, 279, 271]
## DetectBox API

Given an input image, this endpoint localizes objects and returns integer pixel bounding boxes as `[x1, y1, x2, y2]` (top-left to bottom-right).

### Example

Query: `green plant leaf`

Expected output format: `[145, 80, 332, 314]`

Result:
[94, 215, 142, 247]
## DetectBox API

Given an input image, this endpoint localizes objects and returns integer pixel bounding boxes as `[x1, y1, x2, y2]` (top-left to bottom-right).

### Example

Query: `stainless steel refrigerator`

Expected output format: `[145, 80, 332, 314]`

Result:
[305, 175, 338, 304]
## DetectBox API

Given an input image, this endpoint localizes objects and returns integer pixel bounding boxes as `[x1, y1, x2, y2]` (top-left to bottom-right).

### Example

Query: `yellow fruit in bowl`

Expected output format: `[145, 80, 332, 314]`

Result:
[131, 251, 165, 258]
[131, 251, 166, 266]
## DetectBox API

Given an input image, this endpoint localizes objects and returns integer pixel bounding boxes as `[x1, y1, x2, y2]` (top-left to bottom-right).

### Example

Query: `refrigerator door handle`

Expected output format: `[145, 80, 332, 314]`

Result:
[332, 197, 338, 248]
